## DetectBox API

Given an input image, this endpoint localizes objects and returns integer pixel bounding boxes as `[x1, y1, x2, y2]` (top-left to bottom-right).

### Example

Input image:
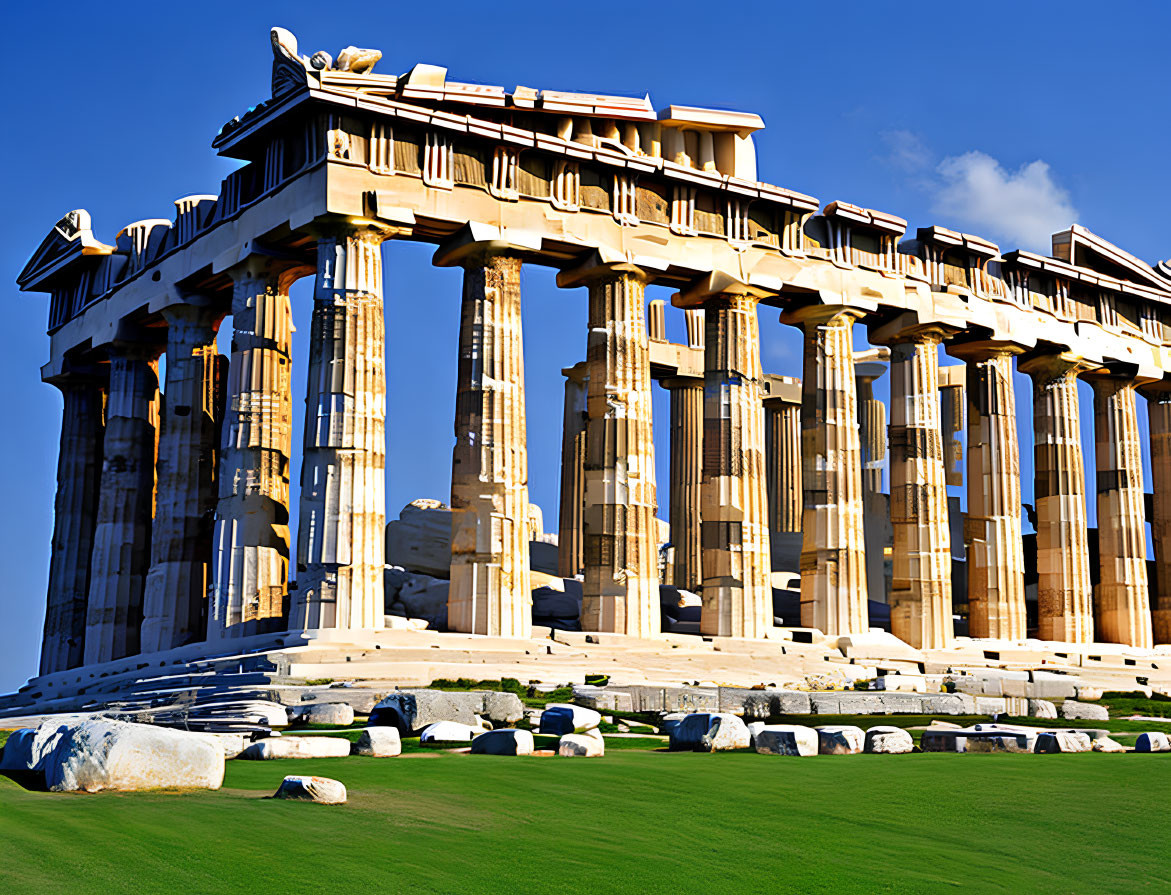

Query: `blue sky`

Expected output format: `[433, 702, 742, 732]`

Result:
[1, 2, 1167, 691]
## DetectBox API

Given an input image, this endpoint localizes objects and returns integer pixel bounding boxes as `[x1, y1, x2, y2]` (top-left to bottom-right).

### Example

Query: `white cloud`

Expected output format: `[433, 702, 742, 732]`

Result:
[881, 129, 932, 175]
[931, 152, 1077, 253]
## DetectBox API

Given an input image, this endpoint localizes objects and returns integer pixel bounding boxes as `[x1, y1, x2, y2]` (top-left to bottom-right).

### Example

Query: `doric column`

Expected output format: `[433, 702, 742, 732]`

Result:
[1019, 352, 1094, 643]
[439, 234, 531, 638]
[764, 397, 802, 535]
[939, 369, 965, 487]
[41, 374, 106, 674]
[85, 344, 160, 664]
[693, 285, 771, 638]
[293, 222, 392, 632]
[559, 257, 660, 637]
[664, 376, 704, 591]
[209, 263, 296, 639]
[949, 342, 1026, 640]
[141, 305, 225, 653]
[781, 303, 869, 635]
[1145, 385, 1171, 643]
[556, 362, 588, 579]
[1088, 371, 1152, 648]
[856, 358, 889, 605]
[871, 319, 953, 649]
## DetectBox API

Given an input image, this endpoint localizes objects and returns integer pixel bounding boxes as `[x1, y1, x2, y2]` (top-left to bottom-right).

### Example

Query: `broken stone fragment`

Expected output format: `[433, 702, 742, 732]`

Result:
[336, 46, 381, 74]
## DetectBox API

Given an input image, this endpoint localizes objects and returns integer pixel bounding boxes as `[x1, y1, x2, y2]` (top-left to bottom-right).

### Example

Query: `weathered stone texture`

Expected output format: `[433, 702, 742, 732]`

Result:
[447, 252, 532, 637]
[667, 376, 704, 590]
[700, 294, 772, 638]
[85, 348, 160, 665]
[556, 363, 588, 578]
[764, 400, 801, 534]
[210, 269, 294, 637]
[294, 226, 389, 631]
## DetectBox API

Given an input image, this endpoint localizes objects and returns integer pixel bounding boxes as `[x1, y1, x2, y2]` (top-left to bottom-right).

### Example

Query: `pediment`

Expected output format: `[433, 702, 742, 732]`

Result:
[1052, 225, 1169, 293]
[17, 210, 112, 292]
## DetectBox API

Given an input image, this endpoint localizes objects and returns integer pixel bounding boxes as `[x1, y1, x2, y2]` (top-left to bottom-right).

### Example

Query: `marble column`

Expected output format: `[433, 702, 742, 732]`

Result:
[293, 224, 390, 632]
[952, 344, 1026, 640]
[209, 265, 295, 638]
[1089, 372, 1152, 648]
[557, 363, 588, 579]
[1019, 353, 1093, 643]
[563, 263, 660, 637]
[666, 376, 704, 590]
[939, 381, 965, 487]
[883, 329, 952, 649]
[700, 292, 772, 638]
[764, 399, 802, 534]
[141, 305, 225, 653]
[40, 375, 106, 674]
[1146, 387, 1171, 643]
[856, 361, 889, 605]
[446, 249, 531, 638]
[781, 304, 869, 635]
[85, 345, 160, 664]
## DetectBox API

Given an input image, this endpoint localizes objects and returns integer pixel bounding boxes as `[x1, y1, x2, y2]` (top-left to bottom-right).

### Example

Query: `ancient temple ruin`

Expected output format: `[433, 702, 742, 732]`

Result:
[16, 28, 1171, 699]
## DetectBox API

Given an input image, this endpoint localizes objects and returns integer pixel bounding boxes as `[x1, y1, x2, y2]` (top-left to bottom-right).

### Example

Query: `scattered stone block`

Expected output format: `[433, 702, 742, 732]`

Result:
[539, 703, 601, 735]
[1135, 732, 1171, 753]
[558, 730, 604, 757]
[273, 775, 347, 804]
[354, 727, 402, 757]
[754, 725, 818, 756]
[1075, 686, 1104, 702]
[240, 736, 351, 760]
[471, 729, 534, 756]
[290, 703, 355, 727]
[1060, 700, 1109, 721]
[369, 690, 523, 734]
[1092, 736, 1127, 753]
[419, 721, 482, 744]
[816, 725, 864, 755]
[0, 716, 84, 773]
[1028, 699, 1058, 719]
[864, 726, 913, 754]
[1034, 731, 1092, 753]
[669, 713, 750, 752]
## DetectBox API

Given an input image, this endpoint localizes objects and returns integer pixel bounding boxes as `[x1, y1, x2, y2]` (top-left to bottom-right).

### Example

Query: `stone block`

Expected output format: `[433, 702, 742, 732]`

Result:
[921, 694, 974, 715]
[777, 691, 812, 714]
[875, 694, 927, 714]
[864, 726, 913, 754]
[241, 736, 351, 760]
[1092, 736, 1127, 753]
[1034, 731, 1092, 753]
[470, 729, 534, 756]
[973, 697, 1007, 716]
[1135, 732, 1171, 753]
[571, 687, 633, 713]
[1028, 699, 1058, 719]
[1028, 673, 1078, 701]
[419, 721, 481, 744]
[754, 725, 818, 756]
[290, 703, 355, 727]
[273, 775, 346, 805]
[920, 730, 963, 752]
[668, 713, 750, 752]
[874, 674, 927, 692]
[539, 704, 601, 735]
[1060, 700, 1109, 721]
[354, 727, 402, 757]
[558, 730, 604, 757]
[481, 692, 524, 724]
[816, 725, 864, 755]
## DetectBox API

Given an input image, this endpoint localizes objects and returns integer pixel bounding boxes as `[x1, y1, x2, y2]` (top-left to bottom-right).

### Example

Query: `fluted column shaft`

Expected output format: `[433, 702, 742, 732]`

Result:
[940, 384, 965, 487]
[293, 225, 389, 631]
[448, 252, 531, 637]
[887, 333, 952, 649]
[1091, 375, 1152, 648]
[209, 269, 294, 638]
[700, 294, 771, 638]
[1023, 357, 1093, 643]
[1147, 391, 1171, 642]
[557, 364, 588, 578]
[962, 349, 1026, 639]
[41, 377, 106, 674]
[578, 271, 660, 636]
[85, 347, 159, 664]
[765, 401, 802, 534]
[667, 377, 704, 590]
[783, 305, 869, 635]
[141, 308, 225, 652]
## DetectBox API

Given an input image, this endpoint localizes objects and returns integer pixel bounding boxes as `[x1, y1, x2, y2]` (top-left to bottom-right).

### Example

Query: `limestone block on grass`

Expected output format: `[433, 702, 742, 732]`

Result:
[777, 691, 812, 715]
[964, 732, 1035, 753]
[1060, 701, 1109, 721]
[240, 736, 351, 760]
[290, 703, 355, 727]
[420, 721, 482, 744]
[816, 725, 864, 755]
[1029, 699, 1058, 719]
[754, 725, 818, 756]
[558, 730, 604, 757]
[1135, 732, 1171, 753]
[273, 775, 346, 804]
[470, 729, 534, 756]
[201, 733, 248, 760]
[921, 694, 974, 715]
[42, 719, 225, 793]
[864, 726, 913, 754]
[1093, 736, 1127, 753]
[669, 713, 750, 752]
[482, 692, 525, 725]
[0, 716, 84, 773]
[369, 690, 523, 733]
[1034, 731, 1092, 753]
[539, 704, 601, 735]
[354, 727, 402, 757]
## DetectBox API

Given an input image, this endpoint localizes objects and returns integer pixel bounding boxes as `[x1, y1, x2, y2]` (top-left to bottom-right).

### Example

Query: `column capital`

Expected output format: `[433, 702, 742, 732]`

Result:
[160, 300, 223, 333]
[556, 248, 662, 289]
[779, 300, 869, 330]
[945, 337, 1026, 364]
[307, 215, 401, 245]
[1081, 361, 1156, 390]
[868, 310, 961, 348]
[225, 253, 312, 293]
[1140, 377, 1171, 402]
[433, 222, 539, 268]
[672, 270, 770, 309]
[661, 374, 704, 391]
[1017, 348, 1093, 384]
[561, 361, 589, 385]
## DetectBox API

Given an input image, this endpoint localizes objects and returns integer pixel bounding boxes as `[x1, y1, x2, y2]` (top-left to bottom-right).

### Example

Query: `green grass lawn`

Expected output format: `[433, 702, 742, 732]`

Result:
[2, 743, 1169, 894]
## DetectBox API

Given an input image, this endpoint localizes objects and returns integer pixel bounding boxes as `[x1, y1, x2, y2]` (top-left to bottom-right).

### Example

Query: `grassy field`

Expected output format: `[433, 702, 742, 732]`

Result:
[2, 739, 1169, 894]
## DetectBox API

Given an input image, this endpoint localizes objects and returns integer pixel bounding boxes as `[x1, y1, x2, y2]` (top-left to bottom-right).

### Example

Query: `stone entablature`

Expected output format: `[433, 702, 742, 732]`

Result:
[16, 26, 1171, 682]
